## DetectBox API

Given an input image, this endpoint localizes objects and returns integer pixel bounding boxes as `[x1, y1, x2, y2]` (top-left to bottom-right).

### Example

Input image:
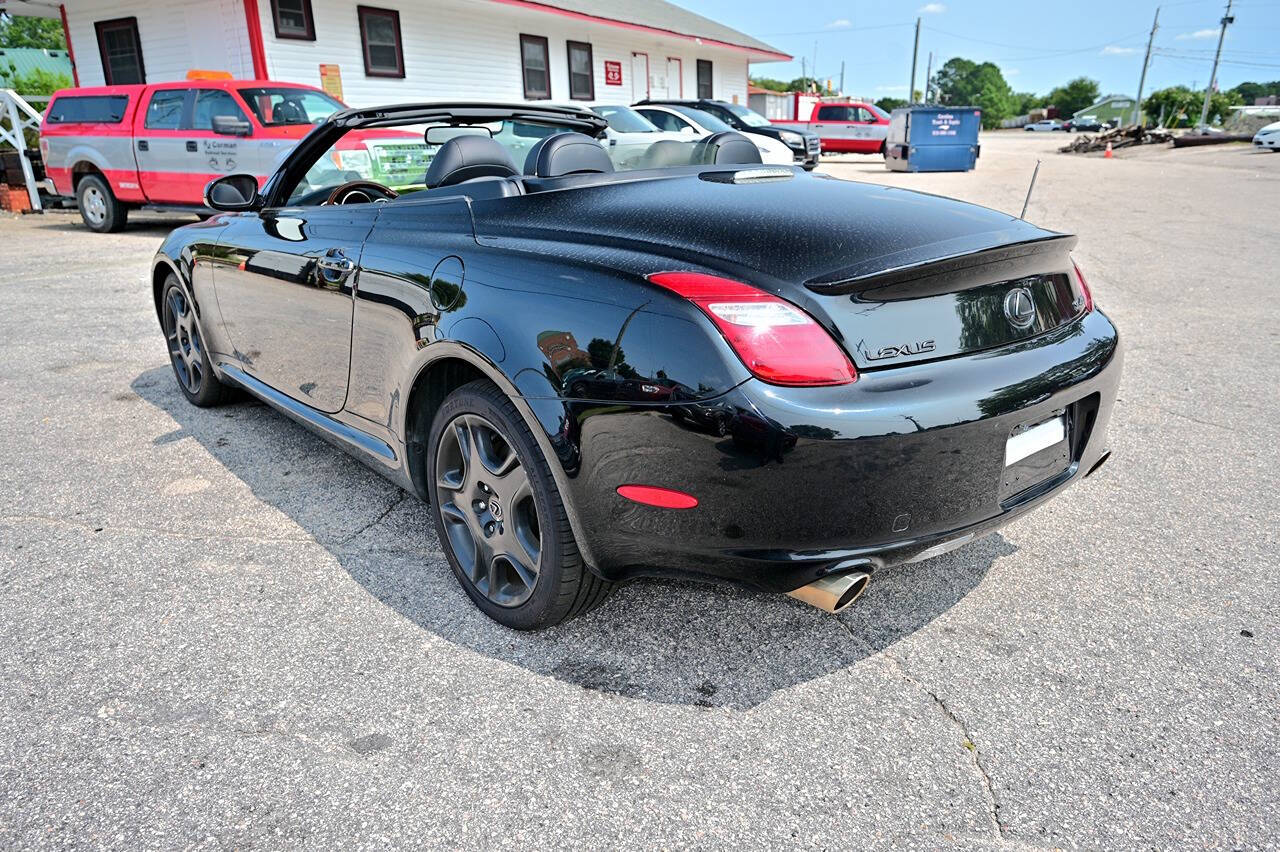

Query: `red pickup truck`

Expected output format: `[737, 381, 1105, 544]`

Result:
[773, 101, 891, 155]
[40, 76, 427, 231]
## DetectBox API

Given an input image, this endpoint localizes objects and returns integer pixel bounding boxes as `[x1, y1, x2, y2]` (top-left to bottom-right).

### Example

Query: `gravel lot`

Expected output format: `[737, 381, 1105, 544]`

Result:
[1, 132, 1277, 848]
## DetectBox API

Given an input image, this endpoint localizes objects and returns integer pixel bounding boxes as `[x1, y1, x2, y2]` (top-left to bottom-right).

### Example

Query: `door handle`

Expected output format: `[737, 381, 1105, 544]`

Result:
[186, 141, 198, 152]
[317, 248, 356, 282]
[136, 140, 149, 151]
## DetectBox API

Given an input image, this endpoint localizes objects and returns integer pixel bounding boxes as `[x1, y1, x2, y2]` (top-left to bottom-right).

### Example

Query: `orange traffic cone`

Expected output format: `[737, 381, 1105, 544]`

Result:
[1104, 142, 1113, 159]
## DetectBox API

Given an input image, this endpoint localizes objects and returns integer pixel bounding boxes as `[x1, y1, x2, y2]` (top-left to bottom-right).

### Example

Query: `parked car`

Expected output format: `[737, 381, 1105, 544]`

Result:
[39, 75, 426, 232]
[771, 101, 891, 154]
[1253, 120, 1280, 151]
[633, 104, 794, 165]
[1065, 116, 1103, 132]
[155, 102, 1120, 629]
[636, 98, 821, 169]
[1025, 119, 1065, 132]
[579, 104, 688, 169]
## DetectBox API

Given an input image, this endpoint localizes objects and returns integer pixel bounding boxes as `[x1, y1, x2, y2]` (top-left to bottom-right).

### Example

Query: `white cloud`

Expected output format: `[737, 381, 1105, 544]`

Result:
[876, 84, 909, 92]
[917, 3, 946, 13]
[1005, 68, 1021, 76]
[1176, 29, 1219, 40]
[825, 18, 852, 29]
[1101, 45, 1138, 55]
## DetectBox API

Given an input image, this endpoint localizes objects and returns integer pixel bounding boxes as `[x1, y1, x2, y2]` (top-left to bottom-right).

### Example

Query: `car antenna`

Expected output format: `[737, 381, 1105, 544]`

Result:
[1020, 159, 1042, 219]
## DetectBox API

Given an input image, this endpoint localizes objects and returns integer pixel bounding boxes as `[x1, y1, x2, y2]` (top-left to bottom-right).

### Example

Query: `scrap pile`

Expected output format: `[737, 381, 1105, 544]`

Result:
[1059, 125, 1173, 154]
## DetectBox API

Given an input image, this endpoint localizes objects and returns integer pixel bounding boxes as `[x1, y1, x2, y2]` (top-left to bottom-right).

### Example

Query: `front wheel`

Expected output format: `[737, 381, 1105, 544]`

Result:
[161, 276, 232, 407]
[427, 380, 612, 629]
[76, 174, 127, 233]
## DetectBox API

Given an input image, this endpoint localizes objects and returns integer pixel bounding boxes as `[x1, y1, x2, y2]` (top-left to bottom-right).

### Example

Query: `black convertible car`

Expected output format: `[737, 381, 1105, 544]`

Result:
[152, 102, 1120, 629]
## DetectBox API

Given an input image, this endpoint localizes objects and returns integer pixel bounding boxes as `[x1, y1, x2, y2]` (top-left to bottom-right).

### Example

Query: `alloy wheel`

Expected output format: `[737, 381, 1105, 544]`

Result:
[435, 413, 542, 607]
[164, 288, 204, 395]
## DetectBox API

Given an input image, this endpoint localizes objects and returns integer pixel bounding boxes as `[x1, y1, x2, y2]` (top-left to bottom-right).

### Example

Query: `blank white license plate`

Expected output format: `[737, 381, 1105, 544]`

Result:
[1005, 415, 1066, 466]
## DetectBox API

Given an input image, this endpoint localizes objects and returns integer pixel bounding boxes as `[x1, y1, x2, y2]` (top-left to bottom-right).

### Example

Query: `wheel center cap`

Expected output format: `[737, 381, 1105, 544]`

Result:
[488, 496, 503, 520]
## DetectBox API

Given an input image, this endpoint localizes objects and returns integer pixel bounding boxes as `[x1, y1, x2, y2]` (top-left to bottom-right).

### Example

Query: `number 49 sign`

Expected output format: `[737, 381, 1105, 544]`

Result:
[604, 61, 623, 86]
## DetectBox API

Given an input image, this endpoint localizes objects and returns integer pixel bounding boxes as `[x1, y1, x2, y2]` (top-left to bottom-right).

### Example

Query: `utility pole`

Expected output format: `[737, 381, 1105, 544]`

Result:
[909, 17, 921, 103]
[839, 61, 845, 96]
[1133, 7, 1159, 126]
[1198, 0, 1234, 128]
[812, 41, 819, 92]
[801, 57, 807, 93]
[923, 52, 933, 104]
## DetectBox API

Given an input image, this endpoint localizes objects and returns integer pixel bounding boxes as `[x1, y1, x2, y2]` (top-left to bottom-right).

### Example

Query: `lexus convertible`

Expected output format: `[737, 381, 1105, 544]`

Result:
[152, 103, 1121, 629]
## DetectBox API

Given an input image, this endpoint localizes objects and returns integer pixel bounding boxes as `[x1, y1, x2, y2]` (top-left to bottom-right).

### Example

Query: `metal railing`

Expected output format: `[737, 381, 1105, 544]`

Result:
[1, 90, 49, 212]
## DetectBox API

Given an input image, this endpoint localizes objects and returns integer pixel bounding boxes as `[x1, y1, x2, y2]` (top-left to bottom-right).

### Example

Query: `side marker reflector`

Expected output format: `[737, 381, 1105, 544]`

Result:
[616, 485, 699, 509]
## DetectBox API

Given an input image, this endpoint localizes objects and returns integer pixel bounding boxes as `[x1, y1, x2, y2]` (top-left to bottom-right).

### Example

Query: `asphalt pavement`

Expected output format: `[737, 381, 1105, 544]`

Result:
[1, 132, 1277, 848]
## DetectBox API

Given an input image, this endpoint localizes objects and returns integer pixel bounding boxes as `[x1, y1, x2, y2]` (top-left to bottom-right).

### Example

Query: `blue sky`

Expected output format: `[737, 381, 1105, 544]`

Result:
[679, 0, 1280, 98]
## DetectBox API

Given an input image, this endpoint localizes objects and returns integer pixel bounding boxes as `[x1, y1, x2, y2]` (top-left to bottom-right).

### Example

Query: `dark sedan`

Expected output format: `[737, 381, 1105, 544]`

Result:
[152, 102, 1120, 629]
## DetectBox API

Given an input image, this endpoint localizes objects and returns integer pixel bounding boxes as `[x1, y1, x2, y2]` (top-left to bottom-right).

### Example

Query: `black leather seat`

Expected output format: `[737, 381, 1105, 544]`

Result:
[523, 132, 614, 177]
[424, 135, 521, 188]
[697, 131, 763, 165]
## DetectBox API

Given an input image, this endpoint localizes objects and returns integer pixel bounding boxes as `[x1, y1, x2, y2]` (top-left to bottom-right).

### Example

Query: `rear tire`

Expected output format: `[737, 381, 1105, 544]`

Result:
[76, 173, 127, 233]
[161, 275, 232, 407]
[427, 379, 612, 629]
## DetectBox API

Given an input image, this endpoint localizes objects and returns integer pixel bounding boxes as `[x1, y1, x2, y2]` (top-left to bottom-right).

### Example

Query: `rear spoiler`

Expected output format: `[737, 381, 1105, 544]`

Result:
[805, 233, 1078, 301]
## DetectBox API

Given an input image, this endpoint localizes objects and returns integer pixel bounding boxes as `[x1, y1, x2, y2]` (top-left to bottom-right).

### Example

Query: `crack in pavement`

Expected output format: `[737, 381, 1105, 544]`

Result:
[337, 489, 411, 545]
[835, 618, 1007, 843]
[0, 514, 314, 546]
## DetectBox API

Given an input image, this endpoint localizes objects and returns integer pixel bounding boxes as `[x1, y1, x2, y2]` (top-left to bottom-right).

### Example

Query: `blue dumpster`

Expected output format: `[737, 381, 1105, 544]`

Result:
[884, 107, 982, 172]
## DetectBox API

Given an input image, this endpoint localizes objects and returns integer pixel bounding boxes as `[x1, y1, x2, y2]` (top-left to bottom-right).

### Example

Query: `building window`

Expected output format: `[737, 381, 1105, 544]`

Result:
[520, 34, 550, 100]
[270, 0, 315, 40]
[696, 60, 713, 99]
[95, 17, 145, 85]
[358, 6, 404, 78]
[567, 40, 594, 101]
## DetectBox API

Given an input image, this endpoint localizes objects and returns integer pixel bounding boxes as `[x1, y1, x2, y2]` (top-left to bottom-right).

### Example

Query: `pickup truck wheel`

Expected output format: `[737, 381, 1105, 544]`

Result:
[427, 379, 613, 629]
[77, 174, 127, 233]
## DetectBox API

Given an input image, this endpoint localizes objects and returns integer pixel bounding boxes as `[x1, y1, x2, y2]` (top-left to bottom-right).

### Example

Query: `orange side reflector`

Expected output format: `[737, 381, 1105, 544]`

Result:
[186, 69, 234, 80]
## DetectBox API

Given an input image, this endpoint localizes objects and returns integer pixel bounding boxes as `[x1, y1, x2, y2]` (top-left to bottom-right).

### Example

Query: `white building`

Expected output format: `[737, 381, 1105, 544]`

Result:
[10, 0, 788, 107]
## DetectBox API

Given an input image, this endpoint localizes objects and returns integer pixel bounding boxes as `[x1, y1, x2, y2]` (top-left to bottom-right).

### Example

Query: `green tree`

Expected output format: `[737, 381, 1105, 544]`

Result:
[0, 13, 66, 49]
[933, 57, 1015, 128]
[1229, 80, 1280, 104]
[875, 97, 908, 113]
[749, 76, 790, 93]
[1012, 91, 1047, 115]
[1143, 85, 1243, 127]
[1047, 77, 1101, 118]
[0, 65, 71, 96]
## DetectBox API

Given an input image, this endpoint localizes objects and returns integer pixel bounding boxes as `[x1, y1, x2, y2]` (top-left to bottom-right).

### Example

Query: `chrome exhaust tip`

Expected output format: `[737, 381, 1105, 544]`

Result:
[786, 572, 871, 614]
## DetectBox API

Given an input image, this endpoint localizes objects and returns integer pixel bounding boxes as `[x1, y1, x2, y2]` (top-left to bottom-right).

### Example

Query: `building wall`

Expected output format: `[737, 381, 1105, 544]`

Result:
[65, 0, 254, 86]
[63, 0, 755, 106]
[255, 0, 751, 107]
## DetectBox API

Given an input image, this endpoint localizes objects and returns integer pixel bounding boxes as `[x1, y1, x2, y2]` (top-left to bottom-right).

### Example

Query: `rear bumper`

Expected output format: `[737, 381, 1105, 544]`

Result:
[562, 309, 1122, 592]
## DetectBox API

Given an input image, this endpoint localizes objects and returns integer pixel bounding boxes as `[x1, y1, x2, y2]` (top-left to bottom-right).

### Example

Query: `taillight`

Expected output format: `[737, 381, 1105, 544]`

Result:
[647, 271, 856, 386]
[1072, 259, 1094, 314]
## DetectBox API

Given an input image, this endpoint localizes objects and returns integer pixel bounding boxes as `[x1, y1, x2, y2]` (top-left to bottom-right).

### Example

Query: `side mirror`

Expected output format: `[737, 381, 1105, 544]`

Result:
[204, 174, 262, 212]
[681, 126, 697, 135]
[212, 115, 252, 137]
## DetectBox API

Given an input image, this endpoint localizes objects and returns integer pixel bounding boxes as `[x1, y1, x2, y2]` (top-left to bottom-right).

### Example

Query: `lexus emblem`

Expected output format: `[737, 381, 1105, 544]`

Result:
[1003, 287, 1036, 330]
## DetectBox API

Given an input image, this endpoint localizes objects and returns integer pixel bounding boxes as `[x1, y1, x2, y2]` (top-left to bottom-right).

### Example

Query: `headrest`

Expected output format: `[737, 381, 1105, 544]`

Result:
[698, 131, 763, 165]
[424, 135, 520, 188]
[523, 132, 614, 177]
[640, 139, 694, 169]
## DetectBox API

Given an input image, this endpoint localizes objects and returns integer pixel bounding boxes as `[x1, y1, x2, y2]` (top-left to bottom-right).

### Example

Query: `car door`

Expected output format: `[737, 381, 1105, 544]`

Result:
[134, 87, 192, 203]
[849, 105, 888, 150]
[211, 204, 373, 412]
[813, 105, 853, 151]
[186, 88, 258, 202]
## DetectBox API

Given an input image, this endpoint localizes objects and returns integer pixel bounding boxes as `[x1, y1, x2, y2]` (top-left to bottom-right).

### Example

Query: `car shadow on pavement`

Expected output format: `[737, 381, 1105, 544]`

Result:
[132, 366, 1014, 710]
